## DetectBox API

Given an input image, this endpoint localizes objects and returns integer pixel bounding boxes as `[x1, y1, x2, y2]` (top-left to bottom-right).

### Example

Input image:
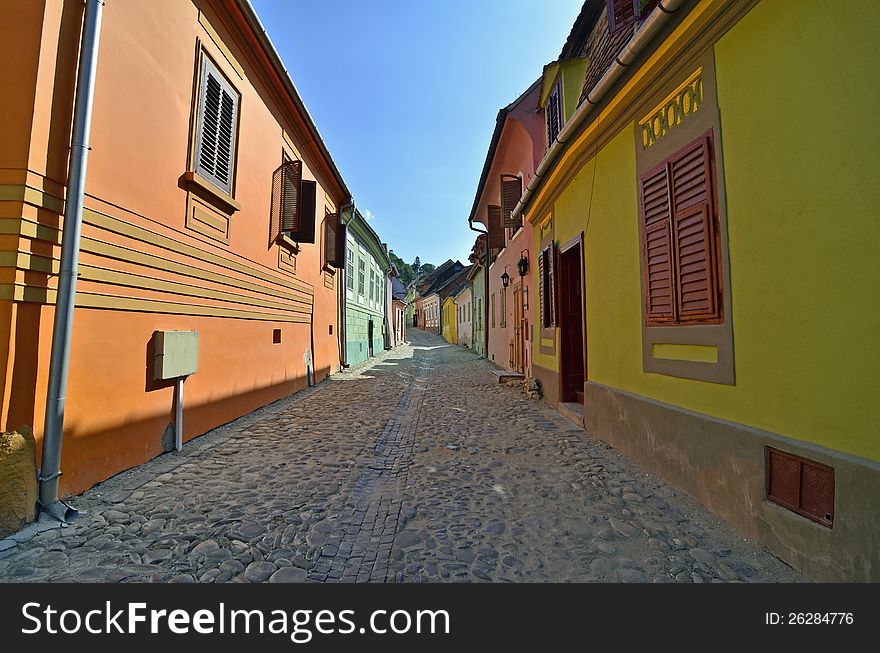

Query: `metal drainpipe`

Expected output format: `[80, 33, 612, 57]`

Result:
[39, 0, 105, 522]
[338, 200, 353, 369]
[468, 218, 490, 357]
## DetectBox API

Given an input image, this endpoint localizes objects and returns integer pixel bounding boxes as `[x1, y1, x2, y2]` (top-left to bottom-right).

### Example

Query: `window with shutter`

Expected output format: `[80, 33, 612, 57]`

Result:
[500, 287, 507, 328]
[358, 256, 366, 297]
[323, 210, 342, 269]
[195, 57, 239, 196]
[607, 0, 658, 33]
[346, 247, 355, 291]
[540, 244, 557, 328]
[501, 174, 523, 230]
[639, 131, 720, 326]
[287, 179, 317, 244]
[487, 205, 504, 251]
[546, 81, 562, 148]
[271, 158, 301, 244]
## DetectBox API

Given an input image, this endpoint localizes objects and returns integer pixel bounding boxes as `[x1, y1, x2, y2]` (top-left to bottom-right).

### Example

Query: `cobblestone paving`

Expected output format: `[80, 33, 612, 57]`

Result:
[0, 329, 803, 583]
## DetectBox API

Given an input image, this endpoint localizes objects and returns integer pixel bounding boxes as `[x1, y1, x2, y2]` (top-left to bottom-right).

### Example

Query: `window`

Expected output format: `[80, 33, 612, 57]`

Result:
[546, 80, 562, 148]
[346, 245, 355, 291]
[194, 56, 239, 195]
[358, 256, 366, 297]
[607, 0, 659, 33]
[500, 286, 507, 328]
[491, 293, 496, 328]
[539, 245, 556, 328]
[323, 210, 342, 269]
[501, 174, 523, 231]
[369, 268, 375, 302]
[639, 131, 721, 326]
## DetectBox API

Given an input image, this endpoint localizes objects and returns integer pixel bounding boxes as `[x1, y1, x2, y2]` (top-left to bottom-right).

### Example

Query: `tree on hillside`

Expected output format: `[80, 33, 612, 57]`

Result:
[420, 263, 435, 274]
[388, 250, 415, 286]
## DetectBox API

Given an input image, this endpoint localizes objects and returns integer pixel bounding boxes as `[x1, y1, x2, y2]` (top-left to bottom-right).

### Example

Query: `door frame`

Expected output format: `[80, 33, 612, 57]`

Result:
[557, 233, 587, 403]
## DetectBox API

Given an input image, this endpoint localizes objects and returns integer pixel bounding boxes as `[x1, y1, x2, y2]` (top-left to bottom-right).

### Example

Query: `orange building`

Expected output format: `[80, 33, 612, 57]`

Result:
[0, 0, 350, 497]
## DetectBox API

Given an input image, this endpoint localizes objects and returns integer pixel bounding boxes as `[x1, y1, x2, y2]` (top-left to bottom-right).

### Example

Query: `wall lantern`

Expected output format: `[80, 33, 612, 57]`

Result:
[517, 251, 529, 277]
[500, 268, 511, 288]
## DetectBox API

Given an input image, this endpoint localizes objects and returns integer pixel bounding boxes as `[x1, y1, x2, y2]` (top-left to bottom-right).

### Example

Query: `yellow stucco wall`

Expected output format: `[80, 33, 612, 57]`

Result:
[441, 297, 457, 345]
[532, 0, 880, 462]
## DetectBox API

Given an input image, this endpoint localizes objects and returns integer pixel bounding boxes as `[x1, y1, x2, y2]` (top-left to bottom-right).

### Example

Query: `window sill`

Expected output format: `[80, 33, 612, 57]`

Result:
[181, 171, 241, 214]
[279, 233, 300, 252]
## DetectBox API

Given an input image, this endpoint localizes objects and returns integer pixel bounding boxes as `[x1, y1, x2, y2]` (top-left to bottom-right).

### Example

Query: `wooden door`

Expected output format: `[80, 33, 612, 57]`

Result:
[513, 282, 523, 373]
[559, 241, 585, 403]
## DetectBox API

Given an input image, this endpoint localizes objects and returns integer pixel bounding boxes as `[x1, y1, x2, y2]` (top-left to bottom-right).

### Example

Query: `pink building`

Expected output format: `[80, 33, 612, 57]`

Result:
[469, 80, 545, 376]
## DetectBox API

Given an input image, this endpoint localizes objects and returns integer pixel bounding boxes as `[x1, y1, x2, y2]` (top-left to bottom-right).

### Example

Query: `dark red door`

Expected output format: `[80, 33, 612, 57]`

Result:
[559, 244, 585, 403]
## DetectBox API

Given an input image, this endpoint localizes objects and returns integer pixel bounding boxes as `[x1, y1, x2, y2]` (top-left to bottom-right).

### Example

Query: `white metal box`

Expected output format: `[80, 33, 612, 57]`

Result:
[153, 330, 199, 380]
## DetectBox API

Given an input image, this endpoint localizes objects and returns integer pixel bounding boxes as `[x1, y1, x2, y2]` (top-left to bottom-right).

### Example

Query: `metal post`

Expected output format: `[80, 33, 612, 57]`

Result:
[175, 378, 184, 452]
[39, 0, 105, 520]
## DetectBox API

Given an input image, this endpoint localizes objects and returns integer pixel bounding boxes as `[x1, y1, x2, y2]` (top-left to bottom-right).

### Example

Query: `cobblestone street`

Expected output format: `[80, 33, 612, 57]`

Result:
[0, 329, 802, 583]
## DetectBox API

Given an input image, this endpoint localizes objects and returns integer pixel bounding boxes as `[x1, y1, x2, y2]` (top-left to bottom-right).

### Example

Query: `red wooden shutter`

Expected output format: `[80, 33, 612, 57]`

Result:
[501, 174, 523, 230]
[288, 179, 317, 243]
[607, 0, 637, 33]
[639, 164, 675, 323]
[487, 204, 504, 250]
[538, 249, 545, 327]
[273, 160, 302, 240]
[670, 133, 718, 321]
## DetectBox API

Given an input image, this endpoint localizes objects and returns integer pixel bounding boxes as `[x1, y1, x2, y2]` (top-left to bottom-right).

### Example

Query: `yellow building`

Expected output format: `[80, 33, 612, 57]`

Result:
[441, 296, 457, 345]
[516, 0, 880, 580]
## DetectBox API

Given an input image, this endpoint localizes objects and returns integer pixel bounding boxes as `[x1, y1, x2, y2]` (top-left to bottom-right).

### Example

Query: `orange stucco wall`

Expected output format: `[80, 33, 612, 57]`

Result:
[0, 0, 345, 495]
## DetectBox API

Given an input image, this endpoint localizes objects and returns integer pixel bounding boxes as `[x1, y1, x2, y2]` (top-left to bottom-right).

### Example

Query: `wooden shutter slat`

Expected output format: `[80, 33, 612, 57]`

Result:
[487, 204, 504, 250]
[501, 175, 523, 229]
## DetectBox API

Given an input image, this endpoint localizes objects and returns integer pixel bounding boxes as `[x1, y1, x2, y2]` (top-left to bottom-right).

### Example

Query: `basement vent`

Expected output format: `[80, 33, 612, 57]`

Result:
[273, 329, 282, 344]
[766, 447, 834, 528]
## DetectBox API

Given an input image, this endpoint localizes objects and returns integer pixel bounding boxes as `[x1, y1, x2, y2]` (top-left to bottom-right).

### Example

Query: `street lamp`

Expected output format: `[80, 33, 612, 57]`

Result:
[500, 267, 510, 288]
[517, 251, 529, 277]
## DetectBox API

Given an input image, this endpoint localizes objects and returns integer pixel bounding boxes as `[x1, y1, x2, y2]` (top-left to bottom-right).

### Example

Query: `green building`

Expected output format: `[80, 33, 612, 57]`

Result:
[343, 210, 391, 366]
[469, 263, 485, 357]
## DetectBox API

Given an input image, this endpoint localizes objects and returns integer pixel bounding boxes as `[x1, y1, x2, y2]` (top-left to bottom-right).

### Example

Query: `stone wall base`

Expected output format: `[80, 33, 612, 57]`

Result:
[0, 426, 38, 538]
[584, 381, 880, 582]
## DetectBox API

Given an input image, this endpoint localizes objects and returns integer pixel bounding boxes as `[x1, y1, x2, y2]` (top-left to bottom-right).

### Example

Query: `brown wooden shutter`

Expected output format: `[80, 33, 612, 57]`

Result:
[288, 179, 317, 243]
[273, 160, 302, 241]
[538, 249, 545, 327]
[639, 164, 675, 323]
[336, 221, 347, 268]
[607, 0, 637, 33]
[324, 211, 341, 268]
[487, 204, 504, 250]
[546, 83, 562, 148]
[501, 174, 523, 229]
[670, 133, 718, 321]
[546, 244, 556, 327]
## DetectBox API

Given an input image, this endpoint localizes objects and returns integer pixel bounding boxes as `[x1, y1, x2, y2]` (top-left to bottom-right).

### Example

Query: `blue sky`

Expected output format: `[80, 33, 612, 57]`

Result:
[251, 0, 583, 267]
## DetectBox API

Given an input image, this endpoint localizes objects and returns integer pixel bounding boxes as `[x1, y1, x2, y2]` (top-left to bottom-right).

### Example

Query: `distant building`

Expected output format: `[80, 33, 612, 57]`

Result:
[343, 210, 390, 366]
